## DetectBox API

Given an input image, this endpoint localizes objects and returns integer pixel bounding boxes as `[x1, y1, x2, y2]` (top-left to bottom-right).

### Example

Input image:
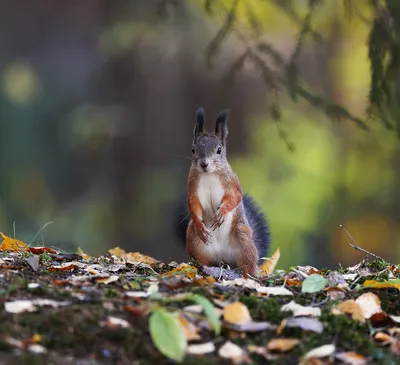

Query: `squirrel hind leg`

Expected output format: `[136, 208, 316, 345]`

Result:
[233, 223, 259, 277]
[186, 221, 212, 266]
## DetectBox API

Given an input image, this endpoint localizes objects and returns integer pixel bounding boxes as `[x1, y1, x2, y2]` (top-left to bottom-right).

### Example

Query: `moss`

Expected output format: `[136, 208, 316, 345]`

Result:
[367, 258, 390, 272]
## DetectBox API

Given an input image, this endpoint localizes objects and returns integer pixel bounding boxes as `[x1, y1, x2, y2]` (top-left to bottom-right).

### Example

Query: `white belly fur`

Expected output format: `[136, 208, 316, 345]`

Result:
[197, 173, 239, 266]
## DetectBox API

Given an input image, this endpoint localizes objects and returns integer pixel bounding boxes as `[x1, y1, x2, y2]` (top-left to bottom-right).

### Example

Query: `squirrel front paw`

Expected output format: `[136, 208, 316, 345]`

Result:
[195, 221, 212, 245]
[211, 207, 226, 230]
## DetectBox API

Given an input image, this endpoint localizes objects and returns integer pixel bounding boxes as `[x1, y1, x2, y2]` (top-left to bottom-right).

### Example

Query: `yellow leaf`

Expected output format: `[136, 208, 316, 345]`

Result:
[223, 302, 252, 325]
[178, 315, 201, 341]
[108, 247, 126, 257]
[331, 300, 365, 323]
[161, 265, 198, 280]
[267, 338, 300, 352]
[0, 232, 28, 251]
[355, 292, 382, 319]
[363, 279, 400, 291]
[259, 248, 280, 275]
[77, 247, 90, 260]
[125, 252, 158, 265]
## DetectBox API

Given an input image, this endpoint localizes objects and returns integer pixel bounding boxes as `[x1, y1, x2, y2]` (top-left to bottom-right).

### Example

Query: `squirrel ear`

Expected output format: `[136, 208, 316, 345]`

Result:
[214, 109, 229, 145]
[193, 107, 205, 142]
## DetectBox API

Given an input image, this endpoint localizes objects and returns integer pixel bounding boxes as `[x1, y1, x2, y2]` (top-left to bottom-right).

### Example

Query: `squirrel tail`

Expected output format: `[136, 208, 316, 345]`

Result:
[173, 194, 270, 260]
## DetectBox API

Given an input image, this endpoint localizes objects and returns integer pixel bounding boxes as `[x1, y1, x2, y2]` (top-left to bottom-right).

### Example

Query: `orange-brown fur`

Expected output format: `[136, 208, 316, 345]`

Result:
[186, 162, 259, 277]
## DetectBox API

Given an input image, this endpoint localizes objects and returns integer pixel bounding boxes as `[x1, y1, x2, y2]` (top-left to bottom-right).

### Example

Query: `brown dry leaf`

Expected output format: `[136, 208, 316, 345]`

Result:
[178, 315, 201, 341]
[223, 302, 252, 324]
[125, 252, 158, 265]
[218, 341, 249, 364]
[296, 265, 321, 276]
[374, 332, 395, 344]
[335, 352, 367, 365]
[363, 279, 400, 291]
[0, 232, 28, 251]
[193, 276, 216, 286]
[267, 338, 300, 352]
[123, 304, 150, 316]
[259, 248, 280, 275]
[286, 278, 303, 287]
[48, 263, 79, 272]
[96, 275, 119, 284]
[355, 292, 382, 319]
[161, 264, 197, 280]
[4, 299, 70, 314]
[331, 300, 365, 323]
[76, 247, 90, 260]
[281, 301, 321, 317]
[28, 247, 57, 254]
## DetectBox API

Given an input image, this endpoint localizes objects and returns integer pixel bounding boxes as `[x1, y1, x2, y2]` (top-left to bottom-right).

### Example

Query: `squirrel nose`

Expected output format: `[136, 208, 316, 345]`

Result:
[200, 161, 209, 168]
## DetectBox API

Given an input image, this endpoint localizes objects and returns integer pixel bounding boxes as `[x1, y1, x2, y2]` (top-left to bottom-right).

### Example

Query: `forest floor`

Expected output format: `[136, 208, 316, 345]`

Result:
[0, 236, 399, 365]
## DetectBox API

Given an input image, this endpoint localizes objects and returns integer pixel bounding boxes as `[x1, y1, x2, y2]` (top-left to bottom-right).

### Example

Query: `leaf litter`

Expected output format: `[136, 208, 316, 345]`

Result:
[0, 233, 399, 364]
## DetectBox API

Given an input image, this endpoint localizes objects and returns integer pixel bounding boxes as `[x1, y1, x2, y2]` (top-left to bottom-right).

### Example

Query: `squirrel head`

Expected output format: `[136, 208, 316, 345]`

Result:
[191, 107, 229, 174]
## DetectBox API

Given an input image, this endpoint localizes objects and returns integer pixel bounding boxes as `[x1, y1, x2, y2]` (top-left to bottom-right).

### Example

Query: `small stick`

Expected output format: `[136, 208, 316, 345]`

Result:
[340, 224, 385, 261]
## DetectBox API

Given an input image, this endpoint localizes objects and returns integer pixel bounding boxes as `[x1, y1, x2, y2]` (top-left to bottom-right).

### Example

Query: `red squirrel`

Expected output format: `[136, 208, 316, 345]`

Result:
[182, 107, 270, 277]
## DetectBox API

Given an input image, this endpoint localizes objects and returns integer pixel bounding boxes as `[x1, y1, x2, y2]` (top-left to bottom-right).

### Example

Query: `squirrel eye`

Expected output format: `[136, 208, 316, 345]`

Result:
[192, 148, 195, 154]
[217, 147, 222, 154]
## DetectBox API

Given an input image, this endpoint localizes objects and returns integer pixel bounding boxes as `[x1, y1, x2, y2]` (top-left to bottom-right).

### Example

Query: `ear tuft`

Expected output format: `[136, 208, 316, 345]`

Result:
[215, 109, 229, 145]
[193, 107, 205, 142]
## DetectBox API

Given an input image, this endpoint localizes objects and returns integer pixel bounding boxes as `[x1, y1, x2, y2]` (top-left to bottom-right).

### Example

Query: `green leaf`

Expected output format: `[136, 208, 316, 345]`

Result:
[149, 308, 187, 362]
[190, 294, 221, 335]
[301, 274, 328, 293]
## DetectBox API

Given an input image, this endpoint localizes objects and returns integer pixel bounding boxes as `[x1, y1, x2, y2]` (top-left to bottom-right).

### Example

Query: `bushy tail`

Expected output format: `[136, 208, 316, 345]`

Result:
[173, 193, 270, 260]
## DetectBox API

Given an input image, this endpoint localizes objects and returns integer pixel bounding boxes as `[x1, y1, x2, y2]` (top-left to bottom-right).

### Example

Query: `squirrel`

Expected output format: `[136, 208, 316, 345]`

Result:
[174, 107, 270, 277]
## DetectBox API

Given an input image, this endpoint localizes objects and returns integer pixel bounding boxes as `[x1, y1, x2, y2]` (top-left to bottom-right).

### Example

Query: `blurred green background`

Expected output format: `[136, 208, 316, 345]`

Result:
[1, 0, 399, 269]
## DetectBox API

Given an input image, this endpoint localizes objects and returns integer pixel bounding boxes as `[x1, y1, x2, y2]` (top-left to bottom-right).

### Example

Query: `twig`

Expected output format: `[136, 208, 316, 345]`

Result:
[340, 224, 385, 261]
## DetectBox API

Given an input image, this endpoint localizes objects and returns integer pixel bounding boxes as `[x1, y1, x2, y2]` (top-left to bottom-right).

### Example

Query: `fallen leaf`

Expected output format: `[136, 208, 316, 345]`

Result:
[327, 271, 348, 289]
[193, 276, 216, 286]
[183, 305, 203, 313]
[331, 300, 365, 323]
[108, 247, 126, 257]
[48, 263, 79, 272]
[301, 274, 328, 293]
[303, 344, 335, 360]
[363, 279, 400, 291]
[220, 277, 260, 290]
[296, 265, 321, 276]
[149, 308, 187, 362]
[334, 351, 367, 365]
[26, 255, 40, 272]
[187, 342, 215, 355]
[267, 338, 300, 352]
[281, 301, 321, 317]
[161, 265, 198, 280]
[218, 341, 249, 364]
[96, 275, 119, 284]
[0, 232, 28, 251]
[286, 278, 303, 286]
[28, 247, 57, 254]
[256, 286, 293, 296]
[283, 317, 324, 333]
[178, 315, 201, 341]
[190, 294, 221, 336]
[224, 321, 275, 332]
[126, 252, 159, 265]
[355, 292, 382, 319]
[28, 344, 47, 354]
[374, 332, 394, 344]
[4, 299, 70, 313]
[259, 248, 280, 275]
[76, 247, 90, 260]
[101, 316, 131, 329]
[223, 302, 252, 324]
